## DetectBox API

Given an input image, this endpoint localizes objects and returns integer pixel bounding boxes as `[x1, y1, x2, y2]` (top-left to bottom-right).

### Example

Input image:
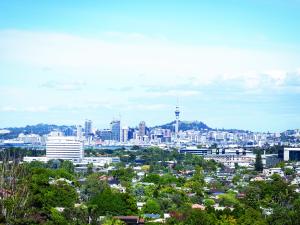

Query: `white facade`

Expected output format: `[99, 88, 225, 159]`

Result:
[284, 148, 300, 161]
[46, 136, 84, 162]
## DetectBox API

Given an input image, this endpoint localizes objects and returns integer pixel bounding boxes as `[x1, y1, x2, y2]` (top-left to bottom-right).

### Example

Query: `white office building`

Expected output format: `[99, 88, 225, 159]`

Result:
[284, 147, 300, 161]
[46, 136, 84, 162]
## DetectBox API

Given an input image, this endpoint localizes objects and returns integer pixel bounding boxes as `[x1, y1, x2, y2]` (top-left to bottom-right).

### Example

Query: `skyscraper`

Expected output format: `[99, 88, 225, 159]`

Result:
[121, 126, 129, 143]
[110, 120, 121, 142]
[84, 119, 92, 139]
[76, 125, 83, 139]
[138, 121, 146, 137]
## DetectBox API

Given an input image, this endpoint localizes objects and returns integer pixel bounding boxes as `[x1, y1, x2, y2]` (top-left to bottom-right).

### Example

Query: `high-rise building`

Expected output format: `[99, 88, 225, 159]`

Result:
[138, 121, 146, 137]
[64, 127, 74, 136]
[121, 126, 129, 143]
[110, 120, 121, 142]
[175, 105, 180, 137]
[46, 133, 84, 162]
[76, 125, 83, 139]
[128, 128, 134, 140]
[84, 119, 92, 139]
[97, 129, 112, 141]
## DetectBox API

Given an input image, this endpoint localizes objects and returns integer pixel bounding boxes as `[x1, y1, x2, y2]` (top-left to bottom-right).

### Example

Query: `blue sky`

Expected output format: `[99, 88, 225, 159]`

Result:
[0, 0, 300, 131]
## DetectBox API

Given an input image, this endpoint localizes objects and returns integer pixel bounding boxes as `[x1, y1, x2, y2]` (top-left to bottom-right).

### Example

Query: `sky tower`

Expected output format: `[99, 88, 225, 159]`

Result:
[175, 105, 180, 137]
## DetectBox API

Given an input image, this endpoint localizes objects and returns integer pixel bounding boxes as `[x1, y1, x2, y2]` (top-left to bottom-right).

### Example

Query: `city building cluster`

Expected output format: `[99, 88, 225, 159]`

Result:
[1, 106, 299, 149]
[1, 106, 300, 170]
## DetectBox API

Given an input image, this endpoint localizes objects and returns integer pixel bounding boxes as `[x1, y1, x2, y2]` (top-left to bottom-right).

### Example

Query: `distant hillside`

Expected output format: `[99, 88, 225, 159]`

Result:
[155, 120, 211, 131]
[1, 124, 75, 139]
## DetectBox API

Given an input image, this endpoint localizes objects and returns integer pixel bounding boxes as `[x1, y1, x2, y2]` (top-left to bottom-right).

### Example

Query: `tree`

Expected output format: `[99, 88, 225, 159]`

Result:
[266, 206, 293, 225]
[49, 208, 68, 225]
[103, 217, 126, 225]
[28, 169, 78, 209]
[184, 209, 217, 225]
[284, 167, 295, 176]
[61, 160, 75, 174]
[243, 185, 262, 209]
[112, 167, 135, 183]
[87, 163, 93, 175]
[63, 206, 89, 225]
[192, 166, 205, 185]
[142, 173, 161, 184]
[255, 152, 263, 172]
[88, 188, 137, 217]
[82, 173, 108, 200]
[217, 215, 237, 225]
[47, 159, 61, 169]
[142, 199, 161, 214]
[0, 159, 30, 224]
[218, 193, 239, 207]
[204, 199, 215, 207]
[237, 207, 267, 225]
[232, 175, 241, 185]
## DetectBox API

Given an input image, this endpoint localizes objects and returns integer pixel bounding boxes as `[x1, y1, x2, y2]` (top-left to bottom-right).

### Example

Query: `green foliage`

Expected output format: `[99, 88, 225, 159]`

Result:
[103, 217, 126, 225]
[204, 199, 215, 207]
[142, 199, 161, 214]
[49, 208, 68, 225]
[62, 206, 89, 225]
[218, 193, 239, 207]
[284, 167, 295, 176]
[254, 152, 263, 172]
[88, 188, 137, 217]
[112, 167, 135, 183]
[3, 146, 300, 225]
[81, 173, 109, 200]
[243, 176, 297, 210]
[29, 168, 78, 208]
[276, 161, 285, 169]
[183, 209, 217, 225]
[191, 166, 205, 184]
[237, 207, 267, 225]
[143, 173, 161, 184]
[217, 215, 237, 225]
[61, 160, 75, 174]
[87, 163, 93, 175]
[26, 160, 46, 169]
[232, 175, 241, 185]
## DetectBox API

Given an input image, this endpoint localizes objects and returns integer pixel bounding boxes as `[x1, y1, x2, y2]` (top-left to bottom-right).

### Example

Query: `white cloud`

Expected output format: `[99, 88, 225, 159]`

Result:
[0, 29, 299, 90]
[0, 106, 48, 113]
[142, 90, 201, 98]
[41, 80, 86, 91]
[126, 104, 170, 111]
[0, 106, 18, 112]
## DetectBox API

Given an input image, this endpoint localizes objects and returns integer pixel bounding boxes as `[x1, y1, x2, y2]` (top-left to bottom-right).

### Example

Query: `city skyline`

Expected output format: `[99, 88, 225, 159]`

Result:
[1, 1, 300, 131]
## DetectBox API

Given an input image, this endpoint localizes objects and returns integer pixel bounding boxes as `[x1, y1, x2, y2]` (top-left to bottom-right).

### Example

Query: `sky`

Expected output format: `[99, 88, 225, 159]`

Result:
[0, 0, 300, 132]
